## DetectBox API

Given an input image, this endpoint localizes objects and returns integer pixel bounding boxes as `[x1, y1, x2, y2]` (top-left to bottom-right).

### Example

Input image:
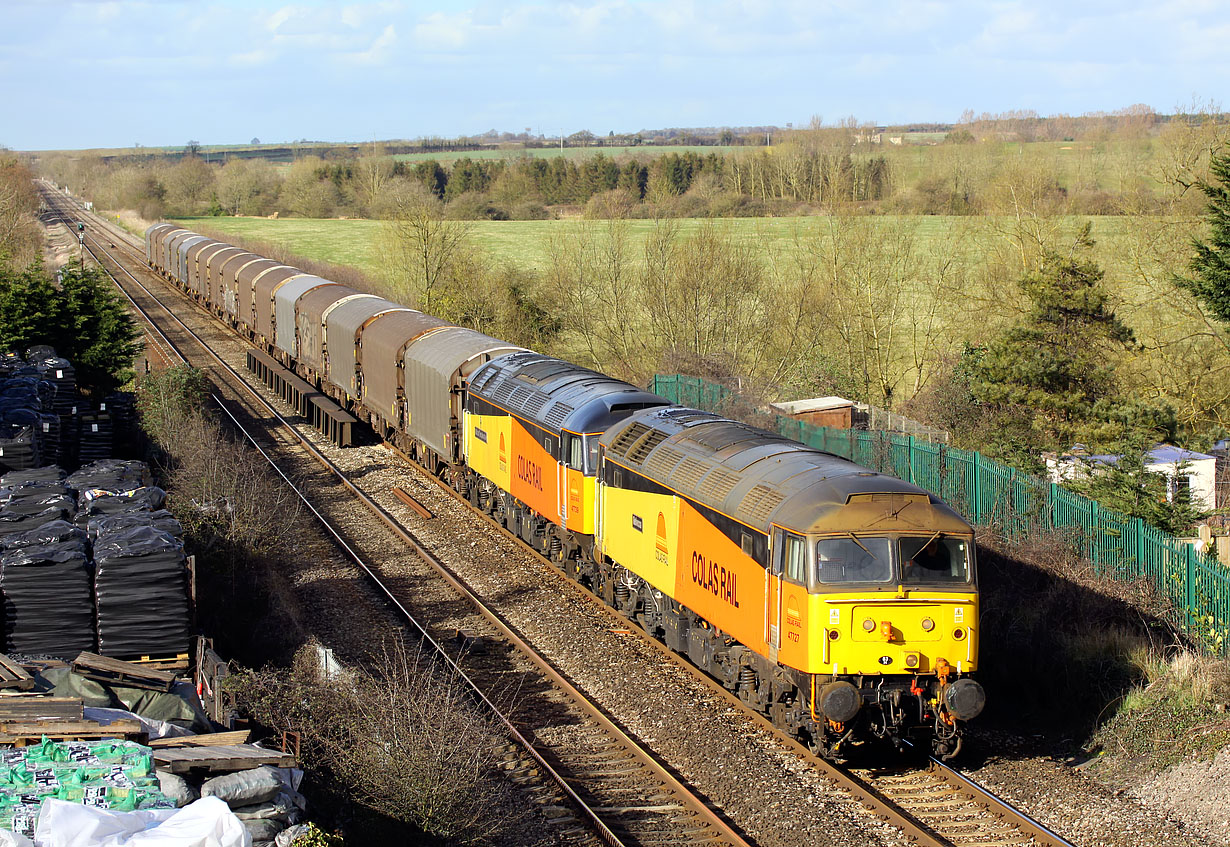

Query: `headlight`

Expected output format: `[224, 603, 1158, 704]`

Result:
[953, 628, 966, 640]
[921, 617, 935, 632]
[904, 652, 920, 668]
[862, 618, 876, 632]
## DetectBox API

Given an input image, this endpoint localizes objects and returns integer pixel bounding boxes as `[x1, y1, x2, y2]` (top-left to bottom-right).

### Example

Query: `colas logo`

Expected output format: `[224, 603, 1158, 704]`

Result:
[655, 513, 668, 564]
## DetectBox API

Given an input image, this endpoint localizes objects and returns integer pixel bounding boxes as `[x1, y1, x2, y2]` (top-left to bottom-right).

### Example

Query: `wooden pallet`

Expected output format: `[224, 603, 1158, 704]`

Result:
[129, 654, 190, 671]
[0, 697, 83, 722]
[0, 654, 33, 691]
[152, 743, 298, 774]
[71, 652, 179, 692]
[0, 718, 143, 746]
[147, 730, 250, 749]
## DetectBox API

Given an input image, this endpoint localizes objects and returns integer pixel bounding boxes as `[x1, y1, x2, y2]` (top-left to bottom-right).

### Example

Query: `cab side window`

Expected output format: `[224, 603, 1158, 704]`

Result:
[782, 532, 807, 584]
[568, 435, 585, 471]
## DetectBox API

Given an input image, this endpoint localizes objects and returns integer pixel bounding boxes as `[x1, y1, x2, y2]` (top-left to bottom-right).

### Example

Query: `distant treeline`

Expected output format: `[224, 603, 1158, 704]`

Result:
[35, 106, 1230, 223]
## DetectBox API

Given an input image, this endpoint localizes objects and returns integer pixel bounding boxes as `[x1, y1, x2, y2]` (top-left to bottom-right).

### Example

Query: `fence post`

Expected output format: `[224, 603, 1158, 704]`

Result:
[971, 452, 982, 525]
[907, 434, 916, 484]
[1185, 543, 1197, 633]
[1132, 517, 1144, 579]
[1089, 499, 1099, 574]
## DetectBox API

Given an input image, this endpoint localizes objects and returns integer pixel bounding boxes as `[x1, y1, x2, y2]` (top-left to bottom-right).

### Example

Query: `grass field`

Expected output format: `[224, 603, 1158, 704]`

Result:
[171, 213, 1138, 278]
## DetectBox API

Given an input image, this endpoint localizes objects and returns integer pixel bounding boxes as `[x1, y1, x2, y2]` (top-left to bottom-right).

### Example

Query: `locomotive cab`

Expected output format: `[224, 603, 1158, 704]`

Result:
[787, 521, 985, 759]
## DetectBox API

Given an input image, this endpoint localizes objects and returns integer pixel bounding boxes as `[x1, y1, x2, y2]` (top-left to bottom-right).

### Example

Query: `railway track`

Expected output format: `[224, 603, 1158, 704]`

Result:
[40, 185, 1079, 847]
[40, 185, 749, 847]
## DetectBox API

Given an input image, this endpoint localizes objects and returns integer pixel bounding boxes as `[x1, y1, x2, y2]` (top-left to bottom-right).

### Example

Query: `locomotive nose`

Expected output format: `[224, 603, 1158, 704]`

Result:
[944, 678, 986, 721]
[819, 681, 862, 723]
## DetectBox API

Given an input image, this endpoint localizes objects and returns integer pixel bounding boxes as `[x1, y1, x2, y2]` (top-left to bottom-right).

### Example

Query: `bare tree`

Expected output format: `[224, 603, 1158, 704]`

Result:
[352, 145, 395, 217]
[279, 156, 339, 219]
[0, 158, 39, 265]
[216, 159, 273, 216]
[377, 184, 472, 312]
[544, 216, 642, 376]
[165, 155, 215, 214]
[801, 213, 965, 408]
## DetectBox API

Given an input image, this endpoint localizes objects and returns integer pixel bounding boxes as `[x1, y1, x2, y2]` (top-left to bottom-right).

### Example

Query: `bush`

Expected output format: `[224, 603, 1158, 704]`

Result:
[1069, 189, 1120, 215]
[706, 192, 769, 218]
[445, 192, 507, 220]
[136, 365, 209, 447]
[508, 200, 550, 220]
[583, 189, 638, 220]
[235, 641, 526, 842]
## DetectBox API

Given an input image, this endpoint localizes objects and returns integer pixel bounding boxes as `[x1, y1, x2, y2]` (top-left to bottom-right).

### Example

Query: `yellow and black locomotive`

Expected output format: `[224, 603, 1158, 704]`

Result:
[591, 405, 984, 758]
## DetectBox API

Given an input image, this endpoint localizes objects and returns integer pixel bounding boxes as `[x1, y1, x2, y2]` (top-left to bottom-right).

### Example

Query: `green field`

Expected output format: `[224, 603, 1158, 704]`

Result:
[171, 213, 1136, 278]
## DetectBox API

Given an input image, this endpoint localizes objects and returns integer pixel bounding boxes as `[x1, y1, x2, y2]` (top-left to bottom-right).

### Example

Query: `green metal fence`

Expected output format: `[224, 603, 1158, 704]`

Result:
[650, 374, 1230, 656]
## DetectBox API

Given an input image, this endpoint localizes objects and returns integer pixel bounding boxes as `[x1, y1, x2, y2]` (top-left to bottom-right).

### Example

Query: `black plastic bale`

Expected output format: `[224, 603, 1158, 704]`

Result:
[101, 393, 136, 457]
[0, 539, 94, 657]
[0, 429, 39, 473]
[36, 414, 60, 467]
[78, 412, 113, 464]
[94, 525, 190, 659]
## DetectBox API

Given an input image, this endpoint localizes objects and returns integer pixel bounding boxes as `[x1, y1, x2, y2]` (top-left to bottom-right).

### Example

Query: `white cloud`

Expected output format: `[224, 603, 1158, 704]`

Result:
[413, 10, 474, 49]
[265, 6, 296, 33]
[341, 23, 397, 65]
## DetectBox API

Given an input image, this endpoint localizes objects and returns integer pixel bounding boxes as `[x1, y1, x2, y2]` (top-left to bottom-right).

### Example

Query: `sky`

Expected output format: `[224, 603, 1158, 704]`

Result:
[2, 0, 1226, 151]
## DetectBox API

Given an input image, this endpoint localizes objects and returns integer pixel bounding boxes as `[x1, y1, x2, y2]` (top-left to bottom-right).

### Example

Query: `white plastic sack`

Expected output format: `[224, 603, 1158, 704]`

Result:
[272, 826, 309, 847]
[0, 829, 34, 847]
[34, 796, 251, 847]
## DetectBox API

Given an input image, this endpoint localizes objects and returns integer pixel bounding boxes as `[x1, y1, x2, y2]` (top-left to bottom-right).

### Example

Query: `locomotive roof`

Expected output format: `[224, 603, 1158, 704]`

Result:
[600, 406, 971, 537]
[468, 351, 667, 434]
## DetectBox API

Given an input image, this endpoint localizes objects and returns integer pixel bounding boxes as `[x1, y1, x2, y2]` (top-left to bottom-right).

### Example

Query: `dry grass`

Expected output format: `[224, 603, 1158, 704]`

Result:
[234, 640, 527, 843]
[977, 528, 1230, 765]
[1090, 648, 1230, 770]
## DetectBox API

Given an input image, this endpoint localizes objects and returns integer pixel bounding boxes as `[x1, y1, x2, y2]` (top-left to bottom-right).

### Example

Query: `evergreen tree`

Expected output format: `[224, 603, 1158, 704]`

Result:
[1069, 431, 1204, 535]
[617, 161, 648, 199]
[57, 265, 143, 392]
[1176, 147, 1230, 326]
[0, 263, 141, 393]
[0, 263, 61, 356]
[969, 225, 1163, 467]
